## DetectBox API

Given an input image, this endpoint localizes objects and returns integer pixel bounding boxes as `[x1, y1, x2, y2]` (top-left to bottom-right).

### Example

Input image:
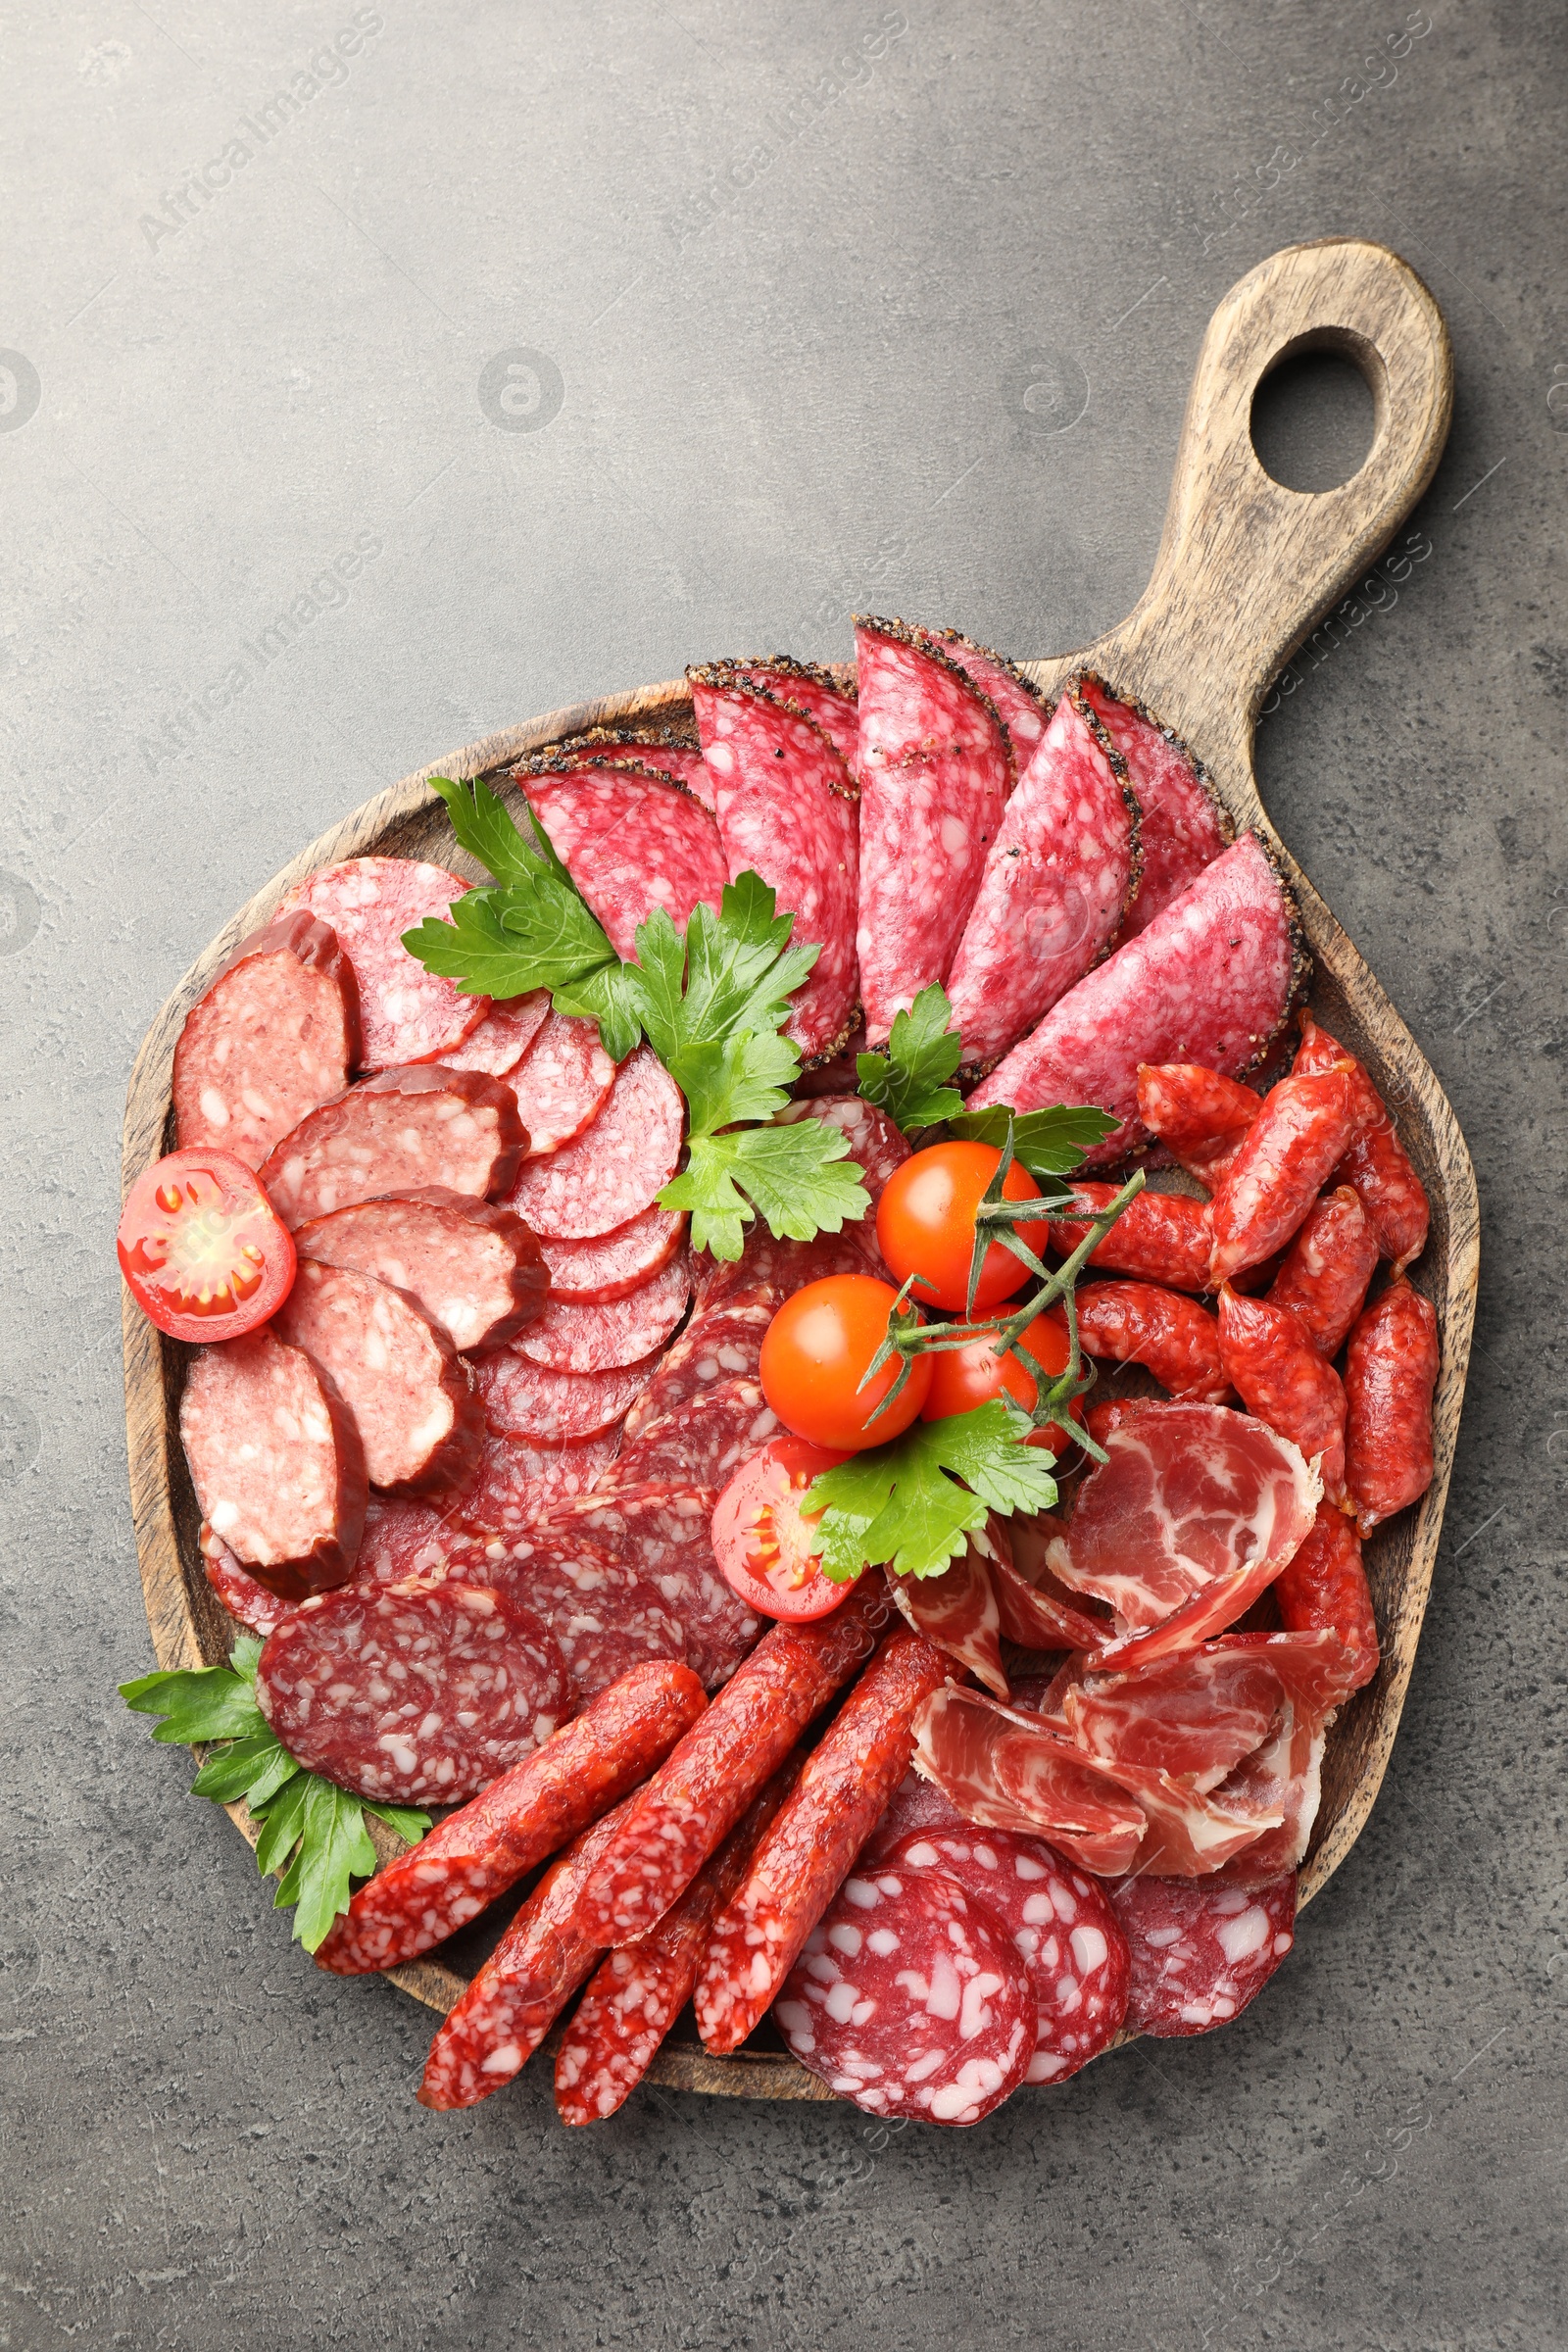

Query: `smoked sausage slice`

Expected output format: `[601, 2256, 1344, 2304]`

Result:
[294, 1188, 545, 1356]
[258, 1066, 524, 1228]
[274, 1260, 483, 1499]
[173, 913, 361, 1168]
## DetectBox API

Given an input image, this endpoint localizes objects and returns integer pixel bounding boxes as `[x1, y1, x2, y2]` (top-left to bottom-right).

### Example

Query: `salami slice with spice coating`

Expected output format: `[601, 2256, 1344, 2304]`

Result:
[969, 834, 1306, 1165]
[727, 655, 860, 774]
[538, 1204, 687, 1303]
[440, 991, 552, 1078]
[315, 1658, 707, 1975]
[690, 671, 860, 1058]
[474, 1348, 658, 1446]
[612, 1380, 781, 1492]
[173, 913, 362, 1169]
[459, 1429, 620, 1534]
[915, 626, 1048, 779]
[774, 1865, 1034, 2124]
[853, 616, 1012, 1045]
[1079, 675, 1232, 939]
[507, 1048, 683, 1241]
[544, 1480, 761, 1689]
[1109, 1870, 1297, 2037]
[295, 1189, 545, 1357]
[278, 857, 486, 1069]
[258, 1066, 524, 1229]
[521, 767, 727, 959]
[508, 1011, 617, 1157]
[945, 686, 1140, 1070]
[513, 1252, 691, 1374]
[532, 730, 716, 809]
[620, 1300, 775, 1440]
[255, 1577, 569, 1803]
[443, 1528, 688, 1701]
[200, 1522, 295, 1637]
[274, 1260, 483, 1500]
[180, 1328, 367, 1601]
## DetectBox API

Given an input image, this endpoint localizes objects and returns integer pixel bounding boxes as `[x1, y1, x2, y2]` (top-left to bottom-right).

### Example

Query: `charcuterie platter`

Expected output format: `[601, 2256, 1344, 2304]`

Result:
[121, 238, 1476, 2112]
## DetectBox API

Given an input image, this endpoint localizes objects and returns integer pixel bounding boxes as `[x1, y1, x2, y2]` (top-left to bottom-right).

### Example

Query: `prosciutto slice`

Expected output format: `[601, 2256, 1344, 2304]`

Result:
[1211, 1695, 1327, 1884]
[910, 1686, 1145, 1876]
[1093, 1757, 1281, 1880]
[1060, 1629, 1358, 1793]
[888, 1537, 1007, 1699]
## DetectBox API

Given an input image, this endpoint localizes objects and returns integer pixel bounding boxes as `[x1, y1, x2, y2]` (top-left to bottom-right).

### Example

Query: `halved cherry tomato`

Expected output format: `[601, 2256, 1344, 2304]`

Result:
[118, 1149, 296, 1343]
[711, 1435, 856, 1621]
[759, 1274, 933, 1451]
[920, 1304, 1083, 1449]
[876, 1140, 1041, 1312]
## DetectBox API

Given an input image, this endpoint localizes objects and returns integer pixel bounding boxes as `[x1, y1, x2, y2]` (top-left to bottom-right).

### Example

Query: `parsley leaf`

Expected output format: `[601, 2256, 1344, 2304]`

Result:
[857, 984, 965, 1131]
[427, 773, 552, 888]
[662, 1123, 869, 1261]
[948, 1102, 1121, 1185]
[802, 1399, 1060, 1582]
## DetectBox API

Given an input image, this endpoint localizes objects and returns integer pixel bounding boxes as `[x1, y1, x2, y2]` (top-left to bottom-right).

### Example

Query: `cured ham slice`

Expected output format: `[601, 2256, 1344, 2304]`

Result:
[1078, 674, 1232, 939]
[1060, 1629, 1358, 1793]
[913, 626, 1049, 779]
[1211, 1695, 1326, 1882]
[1092, 1757, 1280, 1879]
[520, 767, 727, 958]
[910, 1686, 1146, 1876]
[887, 1535, 1007, 1699]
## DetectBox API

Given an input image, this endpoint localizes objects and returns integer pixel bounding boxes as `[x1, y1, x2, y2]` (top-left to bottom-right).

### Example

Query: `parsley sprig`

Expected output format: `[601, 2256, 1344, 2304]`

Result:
[120, 1638, 428, 1953]
[806, 1398, 1060, 1582]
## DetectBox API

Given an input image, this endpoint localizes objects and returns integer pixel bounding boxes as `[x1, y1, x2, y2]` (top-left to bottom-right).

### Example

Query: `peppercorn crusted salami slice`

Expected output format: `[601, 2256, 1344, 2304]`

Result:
[440, 990, 552, 1078]
[173, 913, 362, 1169]
[689, 670, 860, 1057]
[945, 685, 1140, 1069]
[443, 1527, 688, 1701]
[915, 626, 1049, 781]
[475, 1348, 658, 1446]
[255, 1577, 569, 1803]
[459, 1429, 621, 1535]
[533, 730, 715, 809]
[612, 1379, 780, 1491]
[508, 1011, 617, 1157]
[727, 655, 859, 774]
[507, 1047, 683, 1241]
[520, 766, 727, 959]
[277, 857, 486, 1069]
[538, 1204, 688, 1303]
[512, 1252, 692, 1375]
[620, 1300, 775, 1440]
[1078, 675, 1232, 939]
[969, 834, 1308, 1165]
[258, 1066, 525, 1228]
[274, 1260, 483, 1499]
[853, 615, 1012, 1045]
[544, 1479, 760, 1689]
[1108, 1869, 1297, 2036]
[295, 1189, 546, 1357]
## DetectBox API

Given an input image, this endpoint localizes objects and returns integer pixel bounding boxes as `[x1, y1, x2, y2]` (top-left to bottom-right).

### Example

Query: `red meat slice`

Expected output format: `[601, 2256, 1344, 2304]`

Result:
[512, 1252, 691, 1374]
[727, 655, 860, 774]
[173, 913, 362, 1168]
[506, 1048, 683, 1241]
[255, 1577, 570, 1802]
[620, 1300, 774, 1441]
[443, 1527, 688, 1701]
[258, 1066, 524, 1228]
[356, 1494, 468, 1586]
[1109, 1870, 1297, 2036]
[1078, 675, 1232, 939]
[945, 687, 1139, 1069]
[853, 616, 1012, 1046]
[915, 627, 1049, 780]
[689, 671, 860, 1057]
[771, 1095, 910, 1202]
[859, 1768, 971, 1867]
[277, 857, 486, 1069]
[294, 1188, 545, 1356]
[521, 767, 727, 959]
[968, 833, 1307, 1165]
[888, 1534, 1007, 1699]
[538, 1204, 688, 1303]
[474, 1348, 658, 1446]
[612, 1379, 782, 1493]
[458, 1429, 620, 1536]
[909, 1686, 1146, 1876]
[1060, 1642, 1290, 1788]
[1210, 1696, 1326, 1882]
[200, 1522, 295, 1637]
[508, 1011, 617, 1156]
[273, 1259, 482, 1499]
[691, 1218, 886, 1318]
[531, 730, 715, 809]
[543, 1480, 761, 1690]
[774, 1865, 1034, 2124]
[440, 991, 551, 1078]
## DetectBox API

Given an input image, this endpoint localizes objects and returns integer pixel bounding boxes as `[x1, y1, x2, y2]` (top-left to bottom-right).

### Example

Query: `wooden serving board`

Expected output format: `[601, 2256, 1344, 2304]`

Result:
[122, 237, 1476, 2105]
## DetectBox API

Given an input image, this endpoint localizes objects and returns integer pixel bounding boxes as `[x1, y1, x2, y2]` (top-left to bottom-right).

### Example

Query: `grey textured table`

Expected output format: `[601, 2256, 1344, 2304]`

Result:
[3, 4, 1563, 2346]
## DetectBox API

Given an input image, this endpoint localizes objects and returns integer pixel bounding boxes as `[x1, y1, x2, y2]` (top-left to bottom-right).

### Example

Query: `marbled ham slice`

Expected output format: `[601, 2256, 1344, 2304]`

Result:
[1078, 674, 1232, 939]
[1088, 1755, 1281, 1879]
[888, 1534, 1007, 1698]
[520, 767, 727, 959]
[910, 1685, 1146, 1876]
[1062, 1645, 1288, 1792]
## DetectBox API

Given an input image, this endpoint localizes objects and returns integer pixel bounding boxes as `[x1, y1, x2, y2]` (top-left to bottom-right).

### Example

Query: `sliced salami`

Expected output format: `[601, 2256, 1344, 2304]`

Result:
[277, 856, 486, 1069]
[458, 1429, 621, 1535]
[771, 1095, 910, 1202]
[173, 913, 361, 1169]
[474, 1348, 657, 1446]
[727, 655, 860, 774]
[441, 1528, 688, 1702]
[295, 1188, 546, 1356]
[612, 1379, 780, 1491]
[538, 1204, 687, 1303]
[774, 1865, 1034, 2123]
[853, 616, 1012, 1045]
[688, 671, 860, 1057]
[620, 1300, 775, 1441]
[439, 990, 552, 1078]
[969, 834, 1308, 1165]
[521, 767, 727, 959]
[200, 1521, 296, 1637]
[945, 686, 1139, 1069]
[532, 730, 715, 809]
[179, 1328, 367, 1600]
[915, 627, 1048, 779]
[544, 1479, 760, 1689]
[692, 1220, 883, 1317]
[356, 1494, 468, 1586]
[513, 1253, 691, 1375]
[1108, 1869, 1297, 2036]
[506, 1047, 683, 1241]
[508, 1010, 617, 1157]
[274, 1260, 482, 1499]
[255, 1576, 570, 1802]
[1078, 674, 1232, 939]
[257, 1066, 524, 1228]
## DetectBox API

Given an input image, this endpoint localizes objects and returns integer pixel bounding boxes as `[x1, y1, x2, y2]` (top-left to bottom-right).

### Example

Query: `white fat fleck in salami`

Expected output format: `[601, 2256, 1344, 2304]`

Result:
[274, 1258, 483, 1498]
[254, 1577, 570, 1802]
[277, 857, 487, 1069]
[356, 1494, 468, 1586]
[440, 991, 552, 1078]
[521, 767, 728, 959]
[440, 1529, 688, 1703]
[179, 1329, 367, 1598]
[173, 913, 361, 1169]
[258, 1066, 524, 1228]
[727, 656, 859, 775]
[294, 1189, 545, 1356]
[544, 1480, 761, 1690]
[852, 617, 1012, 1047]
[689, 673, 860, 1057]
[968, 833, 1307, 1165]
[914, 627, 1048, 781]
[512, 1252, 691, 1375]
[944, 688, 1140, 1070]
[1107, 1868, 1297, 2036]
[531, 732, 716, 810]
[692, 1219, 886, 1318]
[199, 1521, 295, 1637]
[459, 1429, 622, 1536]
[475, 1346, 660, 1446]
[508, 1011, 617, 1157]
[621, 1300, 775, 1441]
[1078, 674, 1231, 940]
[506, 1047, 683, 1241]
[613, 1378, 780, 1491]
[771, 1095, 910, 1203]
[538, 1203, 688, 1304]
[775, 1866, 1034, 2124]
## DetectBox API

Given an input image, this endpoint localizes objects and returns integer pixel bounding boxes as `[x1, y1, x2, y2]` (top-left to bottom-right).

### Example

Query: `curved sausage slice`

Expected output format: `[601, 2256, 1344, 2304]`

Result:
[274, 1259, 483, 1498]
[258, 1066, 524, 1228]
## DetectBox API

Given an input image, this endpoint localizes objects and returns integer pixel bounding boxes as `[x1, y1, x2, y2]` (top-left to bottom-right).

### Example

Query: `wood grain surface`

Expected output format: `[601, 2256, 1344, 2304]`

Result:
[122, 238, 1474, 2106]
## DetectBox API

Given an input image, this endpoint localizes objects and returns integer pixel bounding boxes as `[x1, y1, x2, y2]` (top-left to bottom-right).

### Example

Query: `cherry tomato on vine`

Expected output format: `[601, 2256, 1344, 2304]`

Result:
[920, 1305, 1084, 1449]
[710, 1435, 856, 1621]
[759, 1274, 932, 1451]
[118, 1149, 296, 1344]
[876, 1140, 1042, 1313]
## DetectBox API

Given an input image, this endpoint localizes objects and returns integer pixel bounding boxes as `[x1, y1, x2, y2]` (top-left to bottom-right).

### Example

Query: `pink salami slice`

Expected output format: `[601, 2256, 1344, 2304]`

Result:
[508, 1011, 617, 1157]
[533, 731, 716, 810]
[1079, 674, 1232, 940]
[507, 1047, 683, 1241]
[200, 1522, 295, 1637]
[277, 857, 486, 1068]
[513, 1252, 691, 1374]
[771, 1095, 909, 1202]
[727, 655, 859, 774]
[884, 1827, 1129, 2083]
[180, 1328, 367, 1601]
[914, 626, 1048, 780]
[774, 1865, 1034, 2124]
[612, 1379, 780, 1491]
[521, 767, 727, 959]
[274, 1259, 483, 1499]
[475, 1348, 659, 1446]
[258, 1066, 524, 1228]
[945, 686, 1139, 1070]
[441, 1528, 688, 1702]
[255, 1577, 570, 1803]
[539, 1203, 687, 1303]
[173, 913, 362, 1169]
[294, 1188, 545, 1356]
[356, 1494, 469, 1586]
[692, 1219, 884, 1317]
[458, 1429, 621, 1535]
[620, 1300, 775, 1441]
[853, 616, 1012, 1046]
[544, 1480, 760, 1689]
[440, 990, 552, 1077]
[1108, 1869, 1297, 2036]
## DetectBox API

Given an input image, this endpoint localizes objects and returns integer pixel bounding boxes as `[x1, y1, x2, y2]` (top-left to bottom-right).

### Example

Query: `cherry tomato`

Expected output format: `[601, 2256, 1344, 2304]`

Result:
[759, 1274, 933, 1451]
[921, 1305, 1084, 1449]
[711, 1436, 858, 1621]
[118, 1149, 297, 1344]
[876, 1140, 1041, 1312]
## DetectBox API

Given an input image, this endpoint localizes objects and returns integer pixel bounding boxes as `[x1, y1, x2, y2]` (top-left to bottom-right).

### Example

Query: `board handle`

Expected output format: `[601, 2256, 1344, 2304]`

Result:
[1112, 238, 1452, 737]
